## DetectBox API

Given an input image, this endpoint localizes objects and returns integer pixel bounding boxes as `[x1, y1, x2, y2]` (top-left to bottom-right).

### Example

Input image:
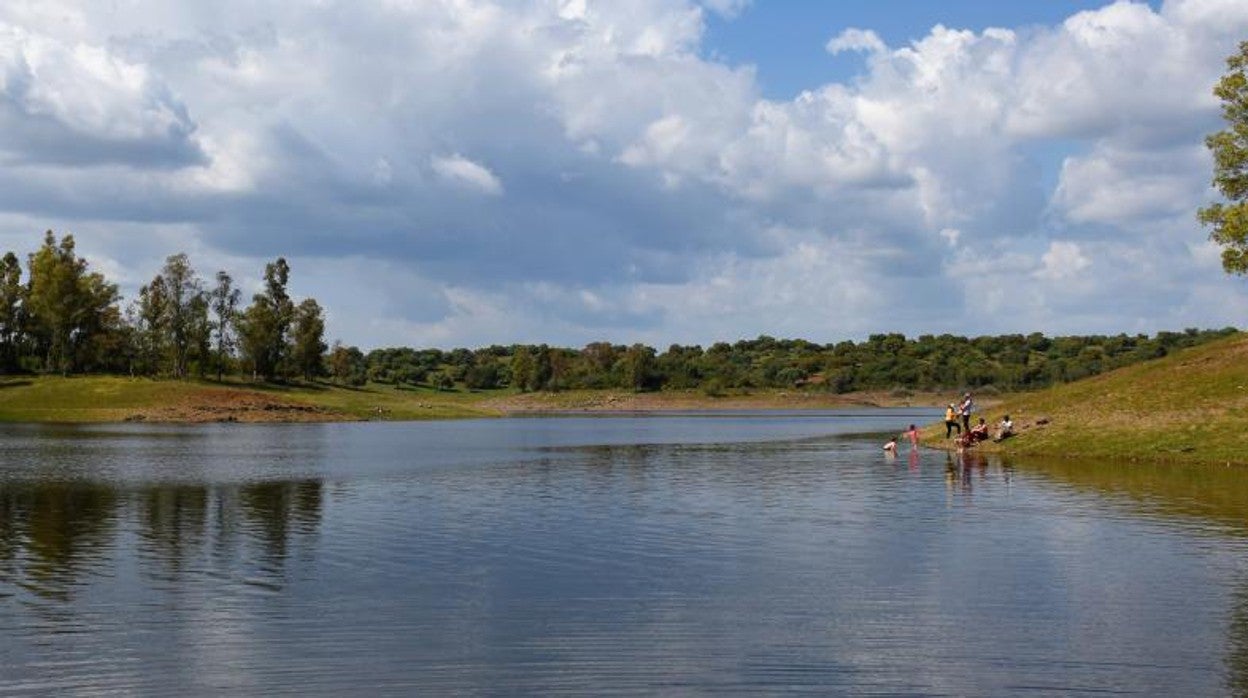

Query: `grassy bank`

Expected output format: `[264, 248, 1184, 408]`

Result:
[0, 376, 499, 422]
[922, 332, 1248, 465]
[0, 377, 948, 424]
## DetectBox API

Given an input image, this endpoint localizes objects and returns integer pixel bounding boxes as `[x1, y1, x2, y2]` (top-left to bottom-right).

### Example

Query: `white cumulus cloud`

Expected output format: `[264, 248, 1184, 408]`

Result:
[1037, 241, 1092, 281]
[430, 154, 504, 196]
[826, 28, 886, 55]
[0, 0, 1245, 348]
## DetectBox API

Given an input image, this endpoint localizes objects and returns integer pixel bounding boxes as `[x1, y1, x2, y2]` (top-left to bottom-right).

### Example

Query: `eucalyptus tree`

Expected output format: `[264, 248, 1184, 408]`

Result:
[157, 253, 204, 378]
[291, 298, 326, 381]
[0, 252, 23, 371]
[135, 276, 168, 376]
[209, 271, 241, 381]
[237, 258, 294, 381]
[187, 293, 212, 378]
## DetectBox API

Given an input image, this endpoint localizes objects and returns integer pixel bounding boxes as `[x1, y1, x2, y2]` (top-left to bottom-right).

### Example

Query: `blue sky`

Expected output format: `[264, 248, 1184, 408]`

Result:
[705, 1, 1162, 97]
[0, 0, 1243, 349]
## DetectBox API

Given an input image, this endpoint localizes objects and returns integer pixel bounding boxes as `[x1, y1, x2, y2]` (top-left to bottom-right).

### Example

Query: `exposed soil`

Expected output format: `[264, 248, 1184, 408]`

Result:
[123, 388, 350, 423]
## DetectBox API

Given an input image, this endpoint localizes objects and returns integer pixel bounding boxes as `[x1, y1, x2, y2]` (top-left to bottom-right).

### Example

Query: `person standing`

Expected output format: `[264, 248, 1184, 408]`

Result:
[959, 392, 974, 434]
[944, 403, 962, 439]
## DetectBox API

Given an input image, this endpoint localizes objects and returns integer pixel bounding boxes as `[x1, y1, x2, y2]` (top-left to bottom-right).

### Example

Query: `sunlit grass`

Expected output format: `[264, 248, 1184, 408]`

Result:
[0, 375, 503, 422]
[922, 332, 1248, 465]
[258, 381, 501, 420]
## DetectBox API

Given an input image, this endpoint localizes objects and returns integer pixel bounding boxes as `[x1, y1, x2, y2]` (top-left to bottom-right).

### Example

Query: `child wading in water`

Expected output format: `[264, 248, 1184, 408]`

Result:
[884, 425, 920, 456]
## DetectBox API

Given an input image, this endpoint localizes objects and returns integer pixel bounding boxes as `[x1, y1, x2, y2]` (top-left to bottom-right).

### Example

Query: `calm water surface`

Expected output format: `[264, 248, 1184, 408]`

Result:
[2, 409, 1248, 695]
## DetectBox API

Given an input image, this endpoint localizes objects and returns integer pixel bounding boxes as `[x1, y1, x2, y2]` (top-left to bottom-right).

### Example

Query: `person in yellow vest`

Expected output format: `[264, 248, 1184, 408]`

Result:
[944, 403, 962, 439]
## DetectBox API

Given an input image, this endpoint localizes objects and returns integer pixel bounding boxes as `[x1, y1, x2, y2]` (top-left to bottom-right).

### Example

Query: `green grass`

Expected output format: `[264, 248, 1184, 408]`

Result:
[0, 375, 197, 422]
[253, 381, 501, 420]
[922, 332, 1248, 465]
[0, 375, 503, 422]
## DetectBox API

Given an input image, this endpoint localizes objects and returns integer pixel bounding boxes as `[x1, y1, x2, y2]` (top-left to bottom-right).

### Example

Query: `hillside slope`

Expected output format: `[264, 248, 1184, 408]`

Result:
[924, 332, 1248, 465]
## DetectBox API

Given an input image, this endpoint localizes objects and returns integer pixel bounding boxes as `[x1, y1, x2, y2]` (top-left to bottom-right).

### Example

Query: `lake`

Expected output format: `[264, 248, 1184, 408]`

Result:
[2, 409, 1248, 695]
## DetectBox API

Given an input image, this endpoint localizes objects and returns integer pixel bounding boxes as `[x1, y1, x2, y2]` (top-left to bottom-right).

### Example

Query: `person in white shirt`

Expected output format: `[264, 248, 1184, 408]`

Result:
[994, 415, 1014, 442]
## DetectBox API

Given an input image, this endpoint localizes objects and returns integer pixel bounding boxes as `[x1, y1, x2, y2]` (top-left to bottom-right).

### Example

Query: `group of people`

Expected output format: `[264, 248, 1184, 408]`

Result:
[885, 392, 1015, 454]
[942, 392, 1013, 447]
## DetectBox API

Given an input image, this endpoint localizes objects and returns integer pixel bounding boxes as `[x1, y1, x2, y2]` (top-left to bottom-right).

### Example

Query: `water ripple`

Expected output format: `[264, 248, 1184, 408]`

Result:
[1, 413, 1246, 694]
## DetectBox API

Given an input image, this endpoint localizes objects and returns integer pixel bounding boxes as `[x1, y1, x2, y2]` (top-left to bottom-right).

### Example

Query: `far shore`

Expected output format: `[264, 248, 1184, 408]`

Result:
[5, 332, 1247, 470]
[0, 375, 960, 425]
[478, 389, 958, 415]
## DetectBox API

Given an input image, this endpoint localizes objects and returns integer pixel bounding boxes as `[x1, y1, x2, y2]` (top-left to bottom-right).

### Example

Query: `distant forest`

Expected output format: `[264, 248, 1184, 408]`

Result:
[0, 232, 1238, 394]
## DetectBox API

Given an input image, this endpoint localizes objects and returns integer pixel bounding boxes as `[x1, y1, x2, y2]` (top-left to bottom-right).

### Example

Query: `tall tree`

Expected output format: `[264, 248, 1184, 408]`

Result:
[0, 252, 22, 371]
[510, 346, 535, 392]
[135, 276, 168, 376]
[237, 258, 294, 381]
[187, 293, 212, 378]
[1200, 40, 1248, 274]
[24, 232, 119, 375]
[159, 253, 203, 378]
[209, 271, 241, 381]
[291, 298, 326, 381]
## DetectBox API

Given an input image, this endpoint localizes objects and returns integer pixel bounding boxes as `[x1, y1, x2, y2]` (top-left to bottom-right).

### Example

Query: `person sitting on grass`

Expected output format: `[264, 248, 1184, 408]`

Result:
[993, 415, 1015, 442]
[969, 418, 990, 443]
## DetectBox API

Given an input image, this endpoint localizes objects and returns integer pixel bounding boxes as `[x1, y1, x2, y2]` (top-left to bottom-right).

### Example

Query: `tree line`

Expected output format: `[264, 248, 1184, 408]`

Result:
[341, 328, 1236, 395]
[0, 231, 325, 381]
[0, 231, 1236, 393]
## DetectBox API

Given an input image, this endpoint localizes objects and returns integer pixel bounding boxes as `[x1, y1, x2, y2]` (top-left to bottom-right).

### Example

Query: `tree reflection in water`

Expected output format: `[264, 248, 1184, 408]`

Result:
[1228, 586, 1248, 697]
[0, 479, 323, 601]
[0, 483, 118, 602]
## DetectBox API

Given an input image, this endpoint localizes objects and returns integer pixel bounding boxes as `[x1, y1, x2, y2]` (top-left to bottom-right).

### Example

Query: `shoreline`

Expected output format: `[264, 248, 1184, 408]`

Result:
[477, 389, 953, 416]
[0, 376, 954, 425]
[111, 391, 952, 424]
[3, 376, 1239, 468]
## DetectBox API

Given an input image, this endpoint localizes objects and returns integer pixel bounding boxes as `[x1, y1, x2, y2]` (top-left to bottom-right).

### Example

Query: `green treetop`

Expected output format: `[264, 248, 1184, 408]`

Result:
[1201, 40, 1248, 274]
